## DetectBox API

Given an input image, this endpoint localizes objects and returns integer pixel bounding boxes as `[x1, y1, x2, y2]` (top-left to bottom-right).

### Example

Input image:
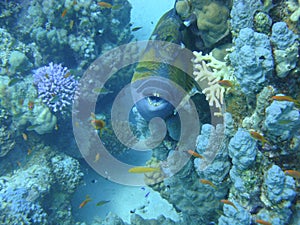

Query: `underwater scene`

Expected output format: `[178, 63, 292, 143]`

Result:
[0, 0, 300, 224]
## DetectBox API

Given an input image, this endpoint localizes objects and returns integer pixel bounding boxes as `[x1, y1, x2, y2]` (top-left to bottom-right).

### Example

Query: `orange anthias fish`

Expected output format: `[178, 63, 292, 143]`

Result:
[250, 131, 270, 147]
[255, 219, 272, 225]
[271, 95, 300, 107]
[284, 170, 300, 179]
[217, 80, 233, 88]
[187, 150, 204, 159]
[61, 8, 68, 18]
[98, 1, 113, 8]
[79, 195, 92, 208]
[200, 179, 217, 189]
[220, 199, 238, 211]
[91, 113, 109, 136]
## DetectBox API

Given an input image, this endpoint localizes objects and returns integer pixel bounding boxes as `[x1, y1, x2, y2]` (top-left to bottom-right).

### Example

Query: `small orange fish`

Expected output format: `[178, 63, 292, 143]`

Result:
[284, 170, 300, 179]
[200, 179, 217, 189]
[91, 113, 108, 136]
[255, 219, 272, 225]
[79, 195, 92, 208]
[217, 80, 233, 88]
[22, 133, 28, 141]
[220, 199, 238, 211]
[61, 8, 68, 18]
[28, 101, 34, 110]
[98, 1, 112, 8]
[27, 149, 32, 155]
[250, 131, 270, 147]
[187, 150, 204, 159]
[94, 153, 100, 163]
[271, 95, 300, 107]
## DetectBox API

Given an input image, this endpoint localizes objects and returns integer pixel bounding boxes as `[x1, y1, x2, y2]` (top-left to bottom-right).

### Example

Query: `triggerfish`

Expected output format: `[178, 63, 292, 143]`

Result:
[130, 8, 196, 122]
[79, 195, 92, 208]
[128, 166, 160, 173]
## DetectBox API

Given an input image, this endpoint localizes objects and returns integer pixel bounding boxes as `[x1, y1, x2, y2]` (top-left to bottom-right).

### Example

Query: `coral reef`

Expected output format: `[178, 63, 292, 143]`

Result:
[0, 146, 83, 225]
[175, 0, 231, 49]
[242, 86, 275, 130]
[33, 62, 78, 114]
[0, 75, 57, 137]
[270, 22, 299, 78]
[192, 51, 232, 115]
[229, 28, 274, 97]
[264, 97, 300, 142]
[228, 128, 257, 171]
[230, 0, 263, 35]
[257, 165, 296, 224]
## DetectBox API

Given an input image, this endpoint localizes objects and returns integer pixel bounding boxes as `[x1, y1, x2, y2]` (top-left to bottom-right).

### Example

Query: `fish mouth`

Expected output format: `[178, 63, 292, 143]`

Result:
[131, 76, 184, 121]
[136, 95, 174, 121]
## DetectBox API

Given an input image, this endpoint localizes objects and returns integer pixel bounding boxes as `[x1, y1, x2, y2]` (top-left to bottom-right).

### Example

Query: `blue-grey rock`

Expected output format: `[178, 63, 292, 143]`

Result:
[265, 165, 296, 204]
[230, 28, 273, 96]
[270, 22, 298, 50]
[264, 99, 300, 142]
[228, 128, 257, 170]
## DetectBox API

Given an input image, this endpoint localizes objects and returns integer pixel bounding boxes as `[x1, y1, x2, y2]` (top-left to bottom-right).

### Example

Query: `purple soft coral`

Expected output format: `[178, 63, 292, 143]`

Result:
[33, 62, 78, 113]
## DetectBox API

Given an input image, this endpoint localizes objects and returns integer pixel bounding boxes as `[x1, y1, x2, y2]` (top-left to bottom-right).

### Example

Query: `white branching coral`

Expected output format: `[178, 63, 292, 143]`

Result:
[192, 51, 230, 116]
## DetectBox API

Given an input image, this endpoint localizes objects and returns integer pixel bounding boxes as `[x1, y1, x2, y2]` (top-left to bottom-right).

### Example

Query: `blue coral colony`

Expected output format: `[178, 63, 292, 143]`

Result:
[0, 0, 299, 225]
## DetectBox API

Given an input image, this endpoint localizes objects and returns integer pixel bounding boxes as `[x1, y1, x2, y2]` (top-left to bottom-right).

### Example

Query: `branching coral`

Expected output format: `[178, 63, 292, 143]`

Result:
[33, 62, 78, 114]
[192, 51, 232, 116]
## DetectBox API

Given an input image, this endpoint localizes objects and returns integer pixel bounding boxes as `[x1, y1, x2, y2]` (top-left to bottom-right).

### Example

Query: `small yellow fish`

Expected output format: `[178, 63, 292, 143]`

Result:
[220, 199, 238, 211]
[22, 133, 28, 141]
[284, 170, 300, 179]
[79, 195, 92, 208]
[94, 153, 100, 163]
[128, 166, 160, 173]
[64, 72, 71, 78]
[27, 149, 32, 156]
[250, 131, 270, 147]
[69, 20, 74, 30]
[55, 124, 59, 130]
[199, 179, 217, 189]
